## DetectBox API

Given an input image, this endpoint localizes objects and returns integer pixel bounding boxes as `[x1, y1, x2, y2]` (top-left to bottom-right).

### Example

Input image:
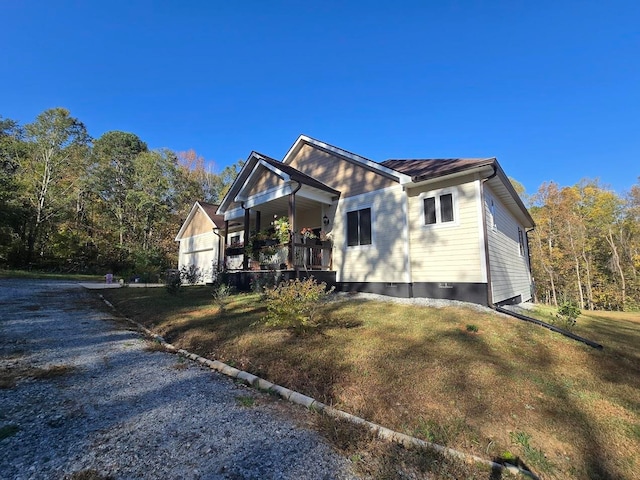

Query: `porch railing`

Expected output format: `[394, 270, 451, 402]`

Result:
[224, 234, 332, 271]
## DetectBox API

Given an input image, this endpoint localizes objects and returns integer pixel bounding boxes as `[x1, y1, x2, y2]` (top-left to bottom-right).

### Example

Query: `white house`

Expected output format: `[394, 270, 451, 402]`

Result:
[177, 135, 534, 305]
[174, 201, 225, 284]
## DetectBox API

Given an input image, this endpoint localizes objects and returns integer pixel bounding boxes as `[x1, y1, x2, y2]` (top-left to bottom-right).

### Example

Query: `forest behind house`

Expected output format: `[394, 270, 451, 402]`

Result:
[1, 108, 638, 310]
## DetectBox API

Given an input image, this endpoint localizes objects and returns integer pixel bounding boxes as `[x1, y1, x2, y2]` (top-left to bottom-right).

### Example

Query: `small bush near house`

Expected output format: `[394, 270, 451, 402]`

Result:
[165, 269, 182, 295]
[263, 277, 334, 334]
[212, 282, 234, 312]
[180, 264, 202, 285]
[556, 301, 581, 329]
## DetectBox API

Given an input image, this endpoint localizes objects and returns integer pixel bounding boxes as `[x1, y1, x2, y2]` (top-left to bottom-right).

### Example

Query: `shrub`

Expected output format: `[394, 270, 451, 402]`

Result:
[556, 301, 581, 329]
[165, 269, 182, 294]
[263, 277, 334, 334]
[212, 282, 234, 312]
[179, 264, 202, 285]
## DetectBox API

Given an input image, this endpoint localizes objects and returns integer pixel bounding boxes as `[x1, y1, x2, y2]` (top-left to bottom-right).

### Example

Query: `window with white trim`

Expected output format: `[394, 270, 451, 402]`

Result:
[518, 227, 525, 256]
[423, 192, 455, 225]
[347, 208, 372, 246]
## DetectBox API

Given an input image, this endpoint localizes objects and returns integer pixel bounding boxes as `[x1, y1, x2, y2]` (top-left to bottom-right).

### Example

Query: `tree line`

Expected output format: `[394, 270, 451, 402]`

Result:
[1, 107, 638, 310]
[525, 179, 639, 311]
[0, 107, 241, 280]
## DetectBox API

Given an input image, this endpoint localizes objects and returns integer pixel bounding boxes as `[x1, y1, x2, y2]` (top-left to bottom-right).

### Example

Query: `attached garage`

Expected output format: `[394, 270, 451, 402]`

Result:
[175, 202, 224, 284]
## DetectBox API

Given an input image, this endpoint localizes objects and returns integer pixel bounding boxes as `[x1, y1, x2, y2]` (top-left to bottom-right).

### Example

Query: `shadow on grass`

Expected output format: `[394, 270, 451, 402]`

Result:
[99, 289, 637, 479]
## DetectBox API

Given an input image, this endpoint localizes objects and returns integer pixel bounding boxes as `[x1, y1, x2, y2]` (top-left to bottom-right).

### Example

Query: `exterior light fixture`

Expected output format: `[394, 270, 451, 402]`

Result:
[323, 215, 329, 227]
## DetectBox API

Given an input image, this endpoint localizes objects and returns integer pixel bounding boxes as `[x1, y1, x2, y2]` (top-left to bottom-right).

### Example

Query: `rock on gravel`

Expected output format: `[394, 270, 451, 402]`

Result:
[0, 279, 359, 480]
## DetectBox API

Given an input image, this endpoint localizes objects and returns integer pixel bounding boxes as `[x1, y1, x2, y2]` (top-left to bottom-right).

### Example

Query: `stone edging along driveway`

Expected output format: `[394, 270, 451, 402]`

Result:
[98, 293, 539, 480]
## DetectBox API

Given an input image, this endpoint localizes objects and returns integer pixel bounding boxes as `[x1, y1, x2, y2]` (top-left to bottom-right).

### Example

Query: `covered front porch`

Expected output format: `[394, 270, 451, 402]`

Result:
[217, 152, 340, 281]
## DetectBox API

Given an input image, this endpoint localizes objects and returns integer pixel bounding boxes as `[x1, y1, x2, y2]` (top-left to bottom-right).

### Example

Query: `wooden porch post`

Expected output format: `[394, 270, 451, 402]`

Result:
[255, 210, 261, 233]
[287, 192, 296, 269]
[243, 207, 250, 270]
[223, 220, 228, 270]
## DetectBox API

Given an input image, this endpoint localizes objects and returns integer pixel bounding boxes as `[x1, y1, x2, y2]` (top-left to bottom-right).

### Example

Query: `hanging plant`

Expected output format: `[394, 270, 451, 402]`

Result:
[272, 216, 291, 244]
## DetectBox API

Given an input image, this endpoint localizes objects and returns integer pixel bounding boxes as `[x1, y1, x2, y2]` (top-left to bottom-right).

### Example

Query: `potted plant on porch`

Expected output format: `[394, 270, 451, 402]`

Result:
[300, 227, 317, 244]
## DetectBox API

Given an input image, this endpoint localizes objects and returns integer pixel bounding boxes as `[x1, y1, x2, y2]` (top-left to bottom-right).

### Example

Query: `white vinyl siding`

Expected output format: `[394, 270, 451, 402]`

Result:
[408, 181, 484, 283]
[331, 186, 408, 283]
[485, 188, 532, 303]
[178, 231, 219, 284]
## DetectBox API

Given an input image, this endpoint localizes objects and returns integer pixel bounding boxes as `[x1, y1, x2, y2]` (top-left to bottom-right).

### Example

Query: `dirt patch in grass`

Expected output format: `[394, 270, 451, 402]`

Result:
[100, 287, 640, 480]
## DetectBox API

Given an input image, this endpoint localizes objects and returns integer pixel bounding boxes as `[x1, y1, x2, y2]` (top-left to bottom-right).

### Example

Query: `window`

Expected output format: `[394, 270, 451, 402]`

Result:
[347, 208, 372, 246]
[518, 227, 525, 256]
[423, 192, 455, 225]
[490, 198, 497, 230]
[230, 235, 240, 245]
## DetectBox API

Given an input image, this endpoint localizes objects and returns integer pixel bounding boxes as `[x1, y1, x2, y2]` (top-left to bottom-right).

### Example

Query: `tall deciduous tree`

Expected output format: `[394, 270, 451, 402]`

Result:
[0, 116, 27, 265]
[93, 131, 148, 248]
[21, 108, 90, 264]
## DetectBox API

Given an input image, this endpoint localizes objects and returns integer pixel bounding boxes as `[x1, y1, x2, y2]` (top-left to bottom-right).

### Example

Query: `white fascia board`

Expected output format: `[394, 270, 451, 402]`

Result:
[297, 185, 336, 205]
[224, 207, 245, 222]
[405, 165, 495, 190]
[284, 135, 412, 184]
[218, 153, 263, 214]
[257, 158, 290, 182]
[234, 158, 290, 203]
[242, 183, 293, 210]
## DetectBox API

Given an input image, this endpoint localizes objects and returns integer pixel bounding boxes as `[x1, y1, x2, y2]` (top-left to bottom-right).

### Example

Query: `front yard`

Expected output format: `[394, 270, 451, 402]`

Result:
[99, 287, 640, 479]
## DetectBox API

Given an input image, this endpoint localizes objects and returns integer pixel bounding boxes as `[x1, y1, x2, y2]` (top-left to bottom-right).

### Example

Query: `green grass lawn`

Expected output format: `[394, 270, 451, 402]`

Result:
[0, 269, 103, 282]
[99, 286, 640, 480]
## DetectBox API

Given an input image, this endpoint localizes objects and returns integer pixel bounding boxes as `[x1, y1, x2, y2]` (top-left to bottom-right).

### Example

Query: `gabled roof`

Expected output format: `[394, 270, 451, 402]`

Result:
[284, 134, 412, 184]
[217, 151, 339, 216]
[258, 154, 340, 196]
[198, 202, 225, 225]
[382, 157, 534, 228]
[215, 135, 534, 228]
[175, 201, 224, 241]
[381, 158, 496, 183]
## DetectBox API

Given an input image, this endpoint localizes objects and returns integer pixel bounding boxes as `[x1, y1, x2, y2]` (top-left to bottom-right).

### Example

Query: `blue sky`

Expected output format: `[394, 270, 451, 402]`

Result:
[2, 1, 638, 196]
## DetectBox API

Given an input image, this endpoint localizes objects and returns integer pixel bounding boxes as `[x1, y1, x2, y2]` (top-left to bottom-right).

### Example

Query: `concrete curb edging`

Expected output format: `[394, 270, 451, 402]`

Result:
[96, 293, 539, 480]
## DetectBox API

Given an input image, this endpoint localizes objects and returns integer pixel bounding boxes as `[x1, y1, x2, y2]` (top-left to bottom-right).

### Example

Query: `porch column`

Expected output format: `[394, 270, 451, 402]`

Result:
[243, 207, 250, 270]
[287, 191, 296, 268]
[255, 210, 261, 233]
[223, 220, 228, 270]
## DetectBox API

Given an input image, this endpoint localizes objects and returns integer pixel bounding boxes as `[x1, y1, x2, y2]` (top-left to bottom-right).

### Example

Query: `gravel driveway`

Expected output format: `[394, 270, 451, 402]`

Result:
[0, 279, 359, 480]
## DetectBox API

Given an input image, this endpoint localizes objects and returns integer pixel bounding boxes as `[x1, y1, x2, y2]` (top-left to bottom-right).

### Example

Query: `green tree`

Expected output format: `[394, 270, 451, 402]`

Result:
[21, 108, 90, 265]
[92, 131, 148, 249]
[0, 116, 28, 265]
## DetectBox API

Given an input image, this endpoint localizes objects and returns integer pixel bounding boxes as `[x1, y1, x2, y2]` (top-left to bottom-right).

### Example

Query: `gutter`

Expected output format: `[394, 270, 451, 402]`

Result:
[212, 228, 223, 272]
[480, 164, 498, 307]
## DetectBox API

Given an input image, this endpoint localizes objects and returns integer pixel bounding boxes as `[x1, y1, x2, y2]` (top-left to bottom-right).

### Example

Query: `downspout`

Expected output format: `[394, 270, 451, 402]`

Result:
[480, 165, 498, 307]
[525, 226, 535, 301]
[212, 228, 223, 274]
